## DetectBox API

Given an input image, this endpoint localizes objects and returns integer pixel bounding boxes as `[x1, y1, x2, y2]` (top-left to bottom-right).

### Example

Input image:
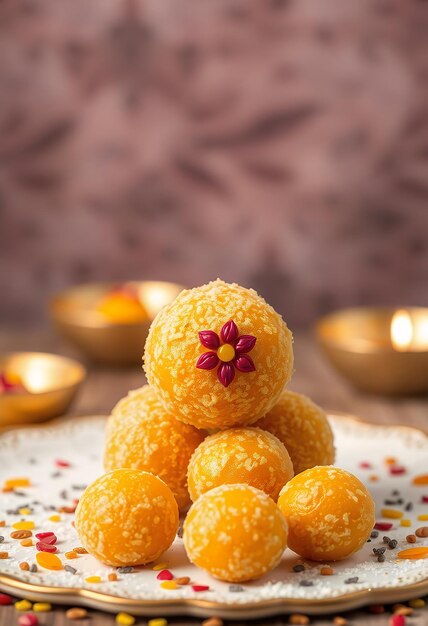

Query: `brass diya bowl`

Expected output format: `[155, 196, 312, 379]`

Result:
[0, 352, 86, 427]
[315, 307, 428, 395]
[50, 281, 184, 365]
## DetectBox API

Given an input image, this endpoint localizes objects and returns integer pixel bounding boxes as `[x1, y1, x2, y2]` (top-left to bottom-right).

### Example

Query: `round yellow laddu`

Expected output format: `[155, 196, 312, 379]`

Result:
[256, 390, 335, 475]
[75, 469, 178, 566]
[143, 279, 294, 429]
[183, 484, 288, 582]
[277, 466, 375, 561]
[104, 385, 205, 510]
[187, 427, 294, 502]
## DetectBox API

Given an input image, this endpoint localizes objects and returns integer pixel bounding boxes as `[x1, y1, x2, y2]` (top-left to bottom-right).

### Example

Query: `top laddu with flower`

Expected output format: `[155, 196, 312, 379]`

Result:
[144, 279, 293, 429]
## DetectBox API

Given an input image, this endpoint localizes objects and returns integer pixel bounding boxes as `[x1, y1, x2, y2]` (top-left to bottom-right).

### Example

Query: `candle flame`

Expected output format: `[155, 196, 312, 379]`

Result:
[390, 309, 413, 351]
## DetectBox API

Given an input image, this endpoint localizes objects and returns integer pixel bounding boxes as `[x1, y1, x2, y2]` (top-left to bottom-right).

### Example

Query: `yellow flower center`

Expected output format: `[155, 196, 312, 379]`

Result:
[217, 344, 235, 362]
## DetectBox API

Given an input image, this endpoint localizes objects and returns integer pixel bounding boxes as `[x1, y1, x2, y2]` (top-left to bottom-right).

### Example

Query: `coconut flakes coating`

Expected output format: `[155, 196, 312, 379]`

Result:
[104, 385, 205, 510]
[278, 466, 375, 562]
[75, 469, 178, 567]
[143, 279, 294, 430]
[183, 483, 288, 582]
[187, 427, 294, 502]
[256, 390, 335, 475]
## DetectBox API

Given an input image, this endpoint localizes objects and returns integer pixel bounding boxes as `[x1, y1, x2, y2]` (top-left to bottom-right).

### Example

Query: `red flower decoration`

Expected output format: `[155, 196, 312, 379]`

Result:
[196, 320, 256, 387]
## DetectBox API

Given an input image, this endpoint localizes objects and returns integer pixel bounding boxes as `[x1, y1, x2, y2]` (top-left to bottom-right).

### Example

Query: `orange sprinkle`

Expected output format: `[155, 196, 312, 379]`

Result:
[4, 478, 31, 489]
[400, 519, 411, 527]
[413, 474, 428, 486]
[0, 552, 9, 559]
[380, 508, 403, 519]
[108, 572, 118, 582]
[65, 551, 78, 559]
[73, 547, 88, 554]
[19, 562, 29, 571]
[152, 562, 168, 571]
[48, 515, 61, 523]
[0, 521, 5, 527]
[385, 457, 397, 465]
[36, 551, 63, 570]
[369, 474, 379, 482]
[160, 580, 177, 590]
[397, 547, 428, 560]
[20, 539, 33, 547]
[320, 566, 334, 576]
[417, 514, 428, 521]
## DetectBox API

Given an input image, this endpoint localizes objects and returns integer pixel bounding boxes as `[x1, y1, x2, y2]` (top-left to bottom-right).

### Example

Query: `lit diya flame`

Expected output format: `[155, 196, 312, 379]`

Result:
[196, 320, 256, 387]
[96, 284, 148, 323]
[390, 309, 413, 351]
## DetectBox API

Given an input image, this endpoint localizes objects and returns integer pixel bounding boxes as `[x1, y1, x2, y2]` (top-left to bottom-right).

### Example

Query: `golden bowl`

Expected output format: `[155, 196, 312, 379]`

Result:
[50, 281, 185, 365]
[315, 307, 428, 395]
[0, 352, 86, 427]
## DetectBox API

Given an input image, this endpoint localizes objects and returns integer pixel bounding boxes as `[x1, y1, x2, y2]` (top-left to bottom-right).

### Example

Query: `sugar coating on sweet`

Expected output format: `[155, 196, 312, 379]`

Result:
[187, 427, 294, 502]
[143, 279, 294, 429]
[278, 466, 375, 562]
[75, 469, 178, 567]
[256, 390, 335, 475]
[183, 483, 288, 582]
[104, 385, 205, 510]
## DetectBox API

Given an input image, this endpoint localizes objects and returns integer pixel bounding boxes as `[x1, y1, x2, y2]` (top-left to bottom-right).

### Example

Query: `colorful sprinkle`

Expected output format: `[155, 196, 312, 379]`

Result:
[380, 508, 403, 519]
[85, 575, 102, 583]
[160, 580, 177, 590]
[417, 514, 428, 521]
[0, 593, 13, 605]
[36, 551, 63, 570]
[192, 584, 210, 592]
[156, 569, 174, 581]
[19, 508, 31, 516]
[115, 612, 136, 626]
[108, 572, 118, 581]
[389, 616, 406, 626]
[65, 551, 78, 559]
[65, 608, 88, 619]
[4, 477, 30, 489]
[48, 514, 61, 522]
[18, 615, 39, 626]
[374, 522, 393, 531]
[148, 620, 168, 626]
[12, 521, 35, 531]
[35, 532, 56, 544]
[152, 562, 168, 571]
[408, 598, 425, 608]
[19, 562, 29, 571]
[400, 519, 411, 527]
[0, 552, 9, 559]
[33, 602, 52, 612]
[20, 538, 33, 547]
[389, 466, 406, 476]
[15, 599, 33, 611]
[359, 462, 372, 469]
[55, 459, 71, 468]
[413, 475, 428, 485]
[397, 547, 428, 559]
[36, 541, 57, 553]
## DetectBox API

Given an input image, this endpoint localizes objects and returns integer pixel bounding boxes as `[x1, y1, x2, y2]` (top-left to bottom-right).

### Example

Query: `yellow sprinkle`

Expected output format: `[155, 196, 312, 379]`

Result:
[116, 612, 136, 626]
[5, 478, 30, 489]
[152, 562, 168, 571]
[12, 521, 35, 530]
[65, 551, 78, 559]
[33, 602, 52, 612]
[48, 514, 61, 522]
[380, 508, 403, 519]
[417, 514, 428, 521]
[408, 598, 425, 608]
[148, 620, 168, 626]
[15, 599, 32, 611]
[160, 580, 177, 590]
[85, 576, 102, 583]
[18, 508, 31, 516]
[400, 519, 412, 527]
[20, 538, 33, 547]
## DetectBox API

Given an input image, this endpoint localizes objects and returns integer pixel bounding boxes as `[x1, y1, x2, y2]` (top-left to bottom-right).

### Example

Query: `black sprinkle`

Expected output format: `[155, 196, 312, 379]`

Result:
[384, 499, 398, 506]
[0, 537, 4, 543]
[367, 539, 371, 542]
[377, 554, 386, 562]
[72, 484, 87, 491]
[177, 523, 184, 539]
[392, 490, 400, 496]
[30, 564, 37, 573]
[51, 471, 62, 478]
[28, 458, 37, 465]
[229, 584, 244, 592]
[396, 498, 404, 505]
[59, 490, 68, 500]
[373, 547, 386, 555]
[345, 577, 359, 584]
[383, 536, 391, 544]
[117, 566, 134, 574]
[292, 564, 305, 572]
[13, 491, 26, 497]
[64, 565, 77, 574]
[405, 502, 413, 512]
[371, 530, 379, 538]
[299, 580, 313, 587]
[48, 505, 56, 511]
[388, 539, 398, 549]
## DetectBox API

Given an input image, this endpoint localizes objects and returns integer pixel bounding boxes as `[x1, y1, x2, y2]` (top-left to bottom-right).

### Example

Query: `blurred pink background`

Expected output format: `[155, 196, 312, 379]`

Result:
[1, 0, 427, 327]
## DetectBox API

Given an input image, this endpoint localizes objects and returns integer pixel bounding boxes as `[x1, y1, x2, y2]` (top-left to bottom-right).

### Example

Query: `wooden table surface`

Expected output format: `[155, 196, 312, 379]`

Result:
[0, 328, 427, 626]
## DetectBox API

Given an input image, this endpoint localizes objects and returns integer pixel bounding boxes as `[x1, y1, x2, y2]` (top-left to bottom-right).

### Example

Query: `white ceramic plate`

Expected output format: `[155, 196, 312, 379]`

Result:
[0, 414, 427, 619]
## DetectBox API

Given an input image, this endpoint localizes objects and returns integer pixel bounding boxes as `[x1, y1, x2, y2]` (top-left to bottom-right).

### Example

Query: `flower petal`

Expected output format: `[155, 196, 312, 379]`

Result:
[198, 330, 220, 350]
[220, 320, 239, 344]
[196, 352, 219, 370]
[234, 335, 257, 354]
[234, 354, 256, 373]
[217, 362, 235, 387]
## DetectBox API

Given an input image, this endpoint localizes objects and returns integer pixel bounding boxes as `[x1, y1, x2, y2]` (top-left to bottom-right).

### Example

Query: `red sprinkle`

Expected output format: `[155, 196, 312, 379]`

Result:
[0, 593, 14, 605]
[156, 569, 174, 581]
[35, 532, 57, 544]
[389, 466, 406, 476]
[359, 462, 372, 469]
[192, 585, 209, 592]
[18, 615, 39, 626]
[389, 615, 406, 626]
[55, 459, 70, 468]
[422, 496, 428, 503]
[374, 522, 394, 531]
[36, 541, 58, 553]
